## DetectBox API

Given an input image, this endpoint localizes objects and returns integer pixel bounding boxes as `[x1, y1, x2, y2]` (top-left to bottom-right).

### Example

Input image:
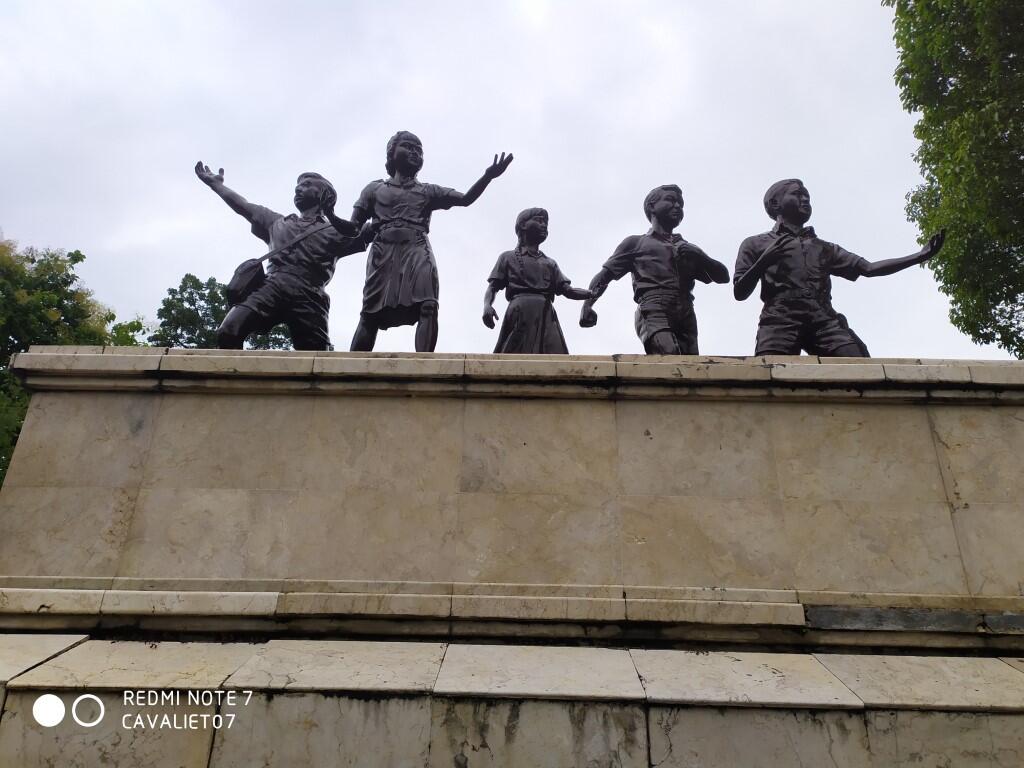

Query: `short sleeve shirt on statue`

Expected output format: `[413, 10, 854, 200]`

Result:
[601, 231, 711, 303]
[734, 221, 869, 305]
[353, 178, 461, 231]
[247, 204, 363, 288]
[488, 249, 571, 301]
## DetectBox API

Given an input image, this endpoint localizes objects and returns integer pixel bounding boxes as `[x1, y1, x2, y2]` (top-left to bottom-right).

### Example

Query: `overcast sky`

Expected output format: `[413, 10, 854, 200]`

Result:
[0, 0, 1010, 359]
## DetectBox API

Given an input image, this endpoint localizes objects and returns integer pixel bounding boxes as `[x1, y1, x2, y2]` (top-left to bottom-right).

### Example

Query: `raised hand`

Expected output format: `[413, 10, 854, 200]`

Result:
[194, 161, 224, 186]
[483, 305, 499, 329]
[580, 306, 598, 328]
[484, 152, 514, 180]
[919, 229, 946, 260]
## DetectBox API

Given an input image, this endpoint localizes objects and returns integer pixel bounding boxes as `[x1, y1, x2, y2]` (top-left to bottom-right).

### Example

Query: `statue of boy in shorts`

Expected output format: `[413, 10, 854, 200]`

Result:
[579, 184, 729, 354]
[734, 178, 945, 356]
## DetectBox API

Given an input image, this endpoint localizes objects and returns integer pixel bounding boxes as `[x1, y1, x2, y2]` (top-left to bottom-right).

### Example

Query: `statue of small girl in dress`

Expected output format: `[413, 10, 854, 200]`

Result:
[483, 208, 593, 354]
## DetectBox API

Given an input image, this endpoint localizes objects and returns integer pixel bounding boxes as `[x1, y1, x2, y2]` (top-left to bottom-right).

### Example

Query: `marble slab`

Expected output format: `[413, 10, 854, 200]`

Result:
[433, 644, 645, 701]
[632, 650, 863, 709]
[224, 640, 445, 692]
[815, 654, 1024, 711]
[8, 641, 259, 690]
[0, 634, 86, 683]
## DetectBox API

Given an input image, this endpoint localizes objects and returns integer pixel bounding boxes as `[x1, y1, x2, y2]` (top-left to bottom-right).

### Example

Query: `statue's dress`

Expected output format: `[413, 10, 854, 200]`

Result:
[352, 177, 460, 329]
[488, 247, 572, 354]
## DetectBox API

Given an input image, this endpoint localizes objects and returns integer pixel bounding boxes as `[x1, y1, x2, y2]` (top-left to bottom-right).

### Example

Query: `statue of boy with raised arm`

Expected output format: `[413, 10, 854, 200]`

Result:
[195, 162, 366, 350]
[734, 178, 945, 357]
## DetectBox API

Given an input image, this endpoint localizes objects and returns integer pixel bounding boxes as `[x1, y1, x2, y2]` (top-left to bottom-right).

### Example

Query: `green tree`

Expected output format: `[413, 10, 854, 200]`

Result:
[885, 0, 1024, 356]
[0, 240, 135, 485]
[147, 273, 290, 350]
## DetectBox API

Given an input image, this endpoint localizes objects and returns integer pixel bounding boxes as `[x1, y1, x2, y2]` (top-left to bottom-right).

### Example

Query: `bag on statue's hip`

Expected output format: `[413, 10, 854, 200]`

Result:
[226, 258, 266, 306]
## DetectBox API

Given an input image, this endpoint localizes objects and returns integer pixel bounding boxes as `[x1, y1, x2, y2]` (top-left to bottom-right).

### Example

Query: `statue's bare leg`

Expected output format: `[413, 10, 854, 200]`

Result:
[415, 301, 439, 352]
[217, 305, 262, 349]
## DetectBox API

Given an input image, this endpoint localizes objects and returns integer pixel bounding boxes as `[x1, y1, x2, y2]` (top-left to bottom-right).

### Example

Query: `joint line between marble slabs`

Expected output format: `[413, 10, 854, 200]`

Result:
[810, 654, 869, 711]
[204, 694, 223, 768]
[431, 642, 450, 695]
[924, 404, 974, 595]
[4, 634, 92, 689]
[996, 658, 1024, 683]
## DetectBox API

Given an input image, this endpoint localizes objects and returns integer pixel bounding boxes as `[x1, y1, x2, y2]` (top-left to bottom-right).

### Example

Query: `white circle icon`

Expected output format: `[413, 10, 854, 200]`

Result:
[71, 693, 104, 727]
[32, 694, 65, 727]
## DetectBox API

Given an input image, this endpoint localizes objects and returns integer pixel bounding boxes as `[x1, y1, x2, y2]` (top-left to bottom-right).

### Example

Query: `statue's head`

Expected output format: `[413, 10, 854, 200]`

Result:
[764, 179, 811, 224]
[643, 184, 684, 228]
[385, 131, 423, 177]
[514, 207, 549, 246]
[294, 172, 337, 213]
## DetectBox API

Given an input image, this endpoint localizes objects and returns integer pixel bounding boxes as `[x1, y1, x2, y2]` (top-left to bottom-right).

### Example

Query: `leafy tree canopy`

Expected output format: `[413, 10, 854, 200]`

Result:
[885, 0, 1024, 356]
[0, 239, 137, 483]
[147, 273, 290, 350]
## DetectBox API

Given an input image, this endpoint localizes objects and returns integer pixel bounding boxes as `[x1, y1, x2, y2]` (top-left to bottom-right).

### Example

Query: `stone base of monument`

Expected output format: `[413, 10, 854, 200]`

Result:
[1, 347, 1023, 765]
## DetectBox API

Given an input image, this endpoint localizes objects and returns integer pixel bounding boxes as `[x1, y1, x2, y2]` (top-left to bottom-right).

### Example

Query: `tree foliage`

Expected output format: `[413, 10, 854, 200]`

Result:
[0, 240, 135, 484]
[147, 273, 290, 350]
[885, 0, 1024, 356]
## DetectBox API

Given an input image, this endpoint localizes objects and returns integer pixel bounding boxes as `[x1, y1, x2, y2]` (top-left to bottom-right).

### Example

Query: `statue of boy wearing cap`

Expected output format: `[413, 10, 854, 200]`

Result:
[734, 179, 945, 357]
[579, 184, 729, 354]
[348, 131, 513, 352]
[194, 162, 366, 350]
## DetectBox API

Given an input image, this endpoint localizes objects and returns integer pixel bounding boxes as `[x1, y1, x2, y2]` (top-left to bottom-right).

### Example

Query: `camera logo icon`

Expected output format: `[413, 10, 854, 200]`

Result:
[32, 694, 104, 728]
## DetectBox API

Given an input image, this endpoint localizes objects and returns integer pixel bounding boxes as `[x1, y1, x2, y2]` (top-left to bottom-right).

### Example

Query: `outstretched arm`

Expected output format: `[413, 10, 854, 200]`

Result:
[734, 234, 792, 301]
[450, 153, 514, 208]
[194, 162, 260, 222]
[579, 268, 615, 327]
[317, 193, 360, 238]
[857, 230, 946, 277]
[561, 285, 595, 301]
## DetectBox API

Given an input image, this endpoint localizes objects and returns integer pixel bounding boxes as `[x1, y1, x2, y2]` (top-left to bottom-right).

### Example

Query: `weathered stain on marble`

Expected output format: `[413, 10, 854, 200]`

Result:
[648, 707, 872, 767]
[211, 693, 431, 767]
[428, 698, 647, 768]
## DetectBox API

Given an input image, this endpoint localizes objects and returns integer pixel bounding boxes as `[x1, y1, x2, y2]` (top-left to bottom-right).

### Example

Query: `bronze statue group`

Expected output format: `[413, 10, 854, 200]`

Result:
[196, 131, 945, 358]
